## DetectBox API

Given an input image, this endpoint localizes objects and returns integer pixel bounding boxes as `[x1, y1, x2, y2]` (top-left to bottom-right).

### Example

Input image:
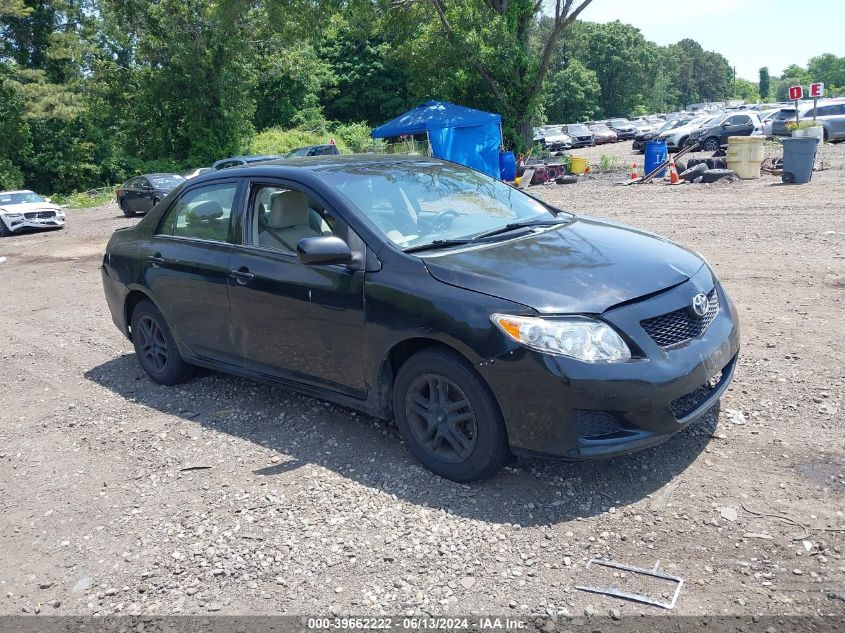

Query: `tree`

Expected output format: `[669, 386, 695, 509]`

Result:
[403, 0, 594, 149]
[758, 66, 770, 99]
[732, 78, 760, 103]
[807, 53, 845, 90]
[543, 59, 599, 123]
[564, 21, 658, 118]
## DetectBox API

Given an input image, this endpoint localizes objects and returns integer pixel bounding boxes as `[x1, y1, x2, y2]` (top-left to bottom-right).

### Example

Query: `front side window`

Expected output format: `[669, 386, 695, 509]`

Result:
[323, 163, 561, 248]
[158, 182, 238, 242]
[249, 184, 340, 253]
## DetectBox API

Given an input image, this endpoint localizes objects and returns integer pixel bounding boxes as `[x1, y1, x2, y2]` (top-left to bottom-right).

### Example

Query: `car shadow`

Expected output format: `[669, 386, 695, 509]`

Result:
[84, 354, 719, 527]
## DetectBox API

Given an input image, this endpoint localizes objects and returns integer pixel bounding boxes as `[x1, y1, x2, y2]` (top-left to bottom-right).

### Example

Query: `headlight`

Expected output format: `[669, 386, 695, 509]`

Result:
[4, 213, 23, 220]
[491, 314, 631, 363]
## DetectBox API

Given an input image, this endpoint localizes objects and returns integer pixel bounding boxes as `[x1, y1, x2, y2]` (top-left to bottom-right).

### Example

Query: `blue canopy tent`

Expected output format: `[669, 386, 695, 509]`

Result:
[371, 100, 503, 179]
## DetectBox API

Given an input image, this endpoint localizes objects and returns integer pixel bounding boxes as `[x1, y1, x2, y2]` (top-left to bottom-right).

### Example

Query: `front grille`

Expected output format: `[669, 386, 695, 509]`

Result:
[671, 368, 725, 420]
[641, 289, 719, 349]
[24, 210, 56, 219]
[574, 410, 623, 439]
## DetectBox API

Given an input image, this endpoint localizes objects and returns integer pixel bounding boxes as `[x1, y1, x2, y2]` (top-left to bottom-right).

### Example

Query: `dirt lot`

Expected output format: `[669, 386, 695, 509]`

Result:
[1, 143, 844, 621]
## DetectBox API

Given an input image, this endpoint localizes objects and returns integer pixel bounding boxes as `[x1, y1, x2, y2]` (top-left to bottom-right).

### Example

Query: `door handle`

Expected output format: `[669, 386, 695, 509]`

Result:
[228, 266, 255, 284]
[146, 253, 165, 268]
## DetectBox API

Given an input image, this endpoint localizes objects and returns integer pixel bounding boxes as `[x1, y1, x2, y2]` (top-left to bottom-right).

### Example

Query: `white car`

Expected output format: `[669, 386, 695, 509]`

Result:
[0, 190, 66, 237]
[658, 114, 720, 151]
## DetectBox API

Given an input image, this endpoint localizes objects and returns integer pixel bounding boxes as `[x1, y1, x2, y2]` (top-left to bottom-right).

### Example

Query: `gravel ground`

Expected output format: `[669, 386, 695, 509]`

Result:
[1, 142, 844, 621]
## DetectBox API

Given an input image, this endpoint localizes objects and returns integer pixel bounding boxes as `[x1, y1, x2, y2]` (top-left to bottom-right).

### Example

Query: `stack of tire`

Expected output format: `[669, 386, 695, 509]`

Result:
[677, 157, 736, 184]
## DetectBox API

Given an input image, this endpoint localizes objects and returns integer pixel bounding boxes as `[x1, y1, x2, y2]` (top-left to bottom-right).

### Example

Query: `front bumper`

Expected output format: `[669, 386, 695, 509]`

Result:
[2, 214, 65, 232]
[476, 267, 740, 460]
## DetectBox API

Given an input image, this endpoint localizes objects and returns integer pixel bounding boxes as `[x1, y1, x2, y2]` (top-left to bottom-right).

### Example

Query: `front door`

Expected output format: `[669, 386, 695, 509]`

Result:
[721, 114, 753, 145]
[226, 180, 366, 398]
[142, 179, 242, 361]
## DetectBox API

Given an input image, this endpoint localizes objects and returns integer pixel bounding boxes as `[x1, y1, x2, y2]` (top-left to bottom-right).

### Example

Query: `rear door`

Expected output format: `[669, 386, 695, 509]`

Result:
[124, 178, 141, 212]
[143, 179, 243, 361]
[225, 178, 367, 397]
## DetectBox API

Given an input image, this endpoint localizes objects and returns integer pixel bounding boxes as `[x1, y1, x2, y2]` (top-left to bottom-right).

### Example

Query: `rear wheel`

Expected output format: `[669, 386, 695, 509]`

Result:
[702, 137, 720, 152]
[130, 300, 194, 384]
[120, 199, 134, 217]
[394, 348, 509, 482]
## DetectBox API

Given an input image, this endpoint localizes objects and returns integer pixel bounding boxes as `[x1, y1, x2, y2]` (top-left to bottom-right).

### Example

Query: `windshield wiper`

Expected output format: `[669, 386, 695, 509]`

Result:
[403, 239, 477, 254]
[472, 218, 566, 240]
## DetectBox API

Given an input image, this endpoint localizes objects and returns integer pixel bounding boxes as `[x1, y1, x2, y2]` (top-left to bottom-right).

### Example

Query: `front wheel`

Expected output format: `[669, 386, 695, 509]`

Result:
[393, 348, 510, 482]
[130, 300, 194, 385]
[0, 218, 10, 237]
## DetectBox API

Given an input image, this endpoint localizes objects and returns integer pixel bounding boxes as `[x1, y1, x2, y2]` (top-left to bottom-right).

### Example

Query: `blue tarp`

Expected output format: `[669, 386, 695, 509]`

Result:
[371, 100, 503, 178]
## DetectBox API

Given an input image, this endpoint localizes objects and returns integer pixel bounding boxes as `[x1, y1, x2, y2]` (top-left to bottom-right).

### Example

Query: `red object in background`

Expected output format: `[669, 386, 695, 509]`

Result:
[809, 82, 824, 98]
[788, 85, 803, 100]
[329, 138, 336, 145]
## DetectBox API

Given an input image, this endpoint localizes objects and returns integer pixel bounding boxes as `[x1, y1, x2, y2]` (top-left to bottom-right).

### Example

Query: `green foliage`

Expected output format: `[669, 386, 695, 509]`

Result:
[329, 122, 378, 153]
[544, 60, 600, 123]
[51, 187, 116, 208]
[247, 127, 350, 155]
[597, 154, 616, 172]
[732, 78, 760, 103]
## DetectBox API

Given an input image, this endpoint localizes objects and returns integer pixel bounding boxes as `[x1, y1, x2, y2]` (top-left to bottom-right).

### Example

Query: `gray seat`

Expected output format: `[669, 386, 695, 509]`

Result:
[258, 190, 320, 251]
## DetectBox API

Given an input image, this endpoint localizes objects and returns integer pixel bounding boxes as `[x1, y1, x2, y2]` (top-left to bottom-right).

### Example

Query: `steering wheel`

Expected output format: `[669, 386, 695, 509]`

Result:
[424, 208, 462, 232]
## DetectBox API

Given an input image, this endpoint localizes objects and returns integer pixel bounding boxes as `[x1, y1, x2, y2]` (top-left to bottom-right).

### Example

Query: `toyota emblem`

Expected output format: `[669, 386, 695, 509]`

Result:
[691, 293, 709, 318]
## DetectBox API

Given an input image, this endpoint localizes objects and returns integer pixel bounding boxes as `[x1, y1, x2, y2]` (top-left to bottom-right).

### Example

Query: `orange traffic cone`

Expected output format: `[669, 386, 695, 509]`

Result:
[630, 163, 638, 180]
[666, 155, 681, 185]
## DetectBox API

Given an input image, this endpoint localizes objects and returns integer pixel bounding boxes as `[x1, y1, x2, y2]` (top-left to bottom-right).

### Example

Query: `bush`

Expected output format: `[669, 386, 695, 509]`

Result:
[0, 159, 24, 190]
[247, 127, 350, 156]
[329, 122, 377, 153]
[51, 187, 117, 209]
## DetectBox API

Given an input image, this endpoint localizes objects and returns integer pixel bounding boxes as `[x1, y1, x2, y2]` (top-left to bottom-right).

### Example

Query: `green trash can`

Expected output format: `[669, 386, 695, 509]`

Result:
[781, 137, 819, 184]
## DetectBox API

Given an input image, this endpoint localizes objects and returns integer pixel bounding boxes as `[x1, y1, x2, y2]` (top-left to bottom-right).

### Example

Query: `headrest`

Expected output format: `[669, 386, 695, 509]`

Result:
[187, 201, 224, 225]
[267, 190, 310, 228]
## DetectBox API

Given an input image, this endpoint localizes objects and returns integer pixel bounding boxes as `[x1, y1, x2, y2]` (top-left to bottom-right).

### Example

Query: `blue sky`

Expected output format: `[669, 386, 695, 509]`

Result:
[578, 0, 845, 80]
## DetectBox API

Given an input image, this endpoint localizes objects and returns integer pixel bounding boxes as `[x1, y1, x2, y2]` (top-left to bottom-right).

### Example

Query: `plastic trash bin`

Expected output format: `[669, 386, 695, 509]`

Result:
[499, 151, 516, 181]
[726, 136, 765, 179]
[781, 137, 819, 184]
[645, 140, 668, 178]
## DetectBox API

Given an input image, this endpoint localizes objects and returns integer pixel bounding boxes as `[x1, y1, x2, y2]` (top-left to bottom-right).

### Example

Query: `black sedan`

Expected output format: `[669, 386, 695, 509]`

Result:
[100, 156, 740, 481]
[116, 173, 185, 217]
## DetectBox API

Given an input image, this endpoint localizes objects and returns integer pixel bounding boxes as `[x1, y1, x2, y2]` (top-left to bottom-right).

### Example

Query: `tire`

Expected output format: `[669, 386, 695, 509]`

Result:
[700, 168, 736, 184]
[702, 137, 720, 152]
[393, 348, 509, 482]
[680, 163, 707, 182]
[674, 160, 687, 174]
[130, 300, 194, 385]
[556, 175, 578, 185]
[120, 199, 134, 217]
[0, 218, 10, 237]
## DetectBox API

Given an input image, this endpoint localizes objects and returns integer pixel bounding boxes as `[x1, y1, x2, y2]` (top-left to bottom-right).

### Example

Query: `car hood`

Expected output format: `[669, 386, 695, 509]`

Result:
[421, 217, 704, 314]
[0, 201, 62, 214]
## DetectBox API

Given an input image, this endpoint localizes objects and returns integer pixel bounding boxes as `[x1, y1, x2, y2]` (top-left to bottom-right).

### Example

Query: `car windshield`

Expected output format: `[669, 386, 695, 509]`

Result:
[323, 163, 565, 249]
[591, 124, 610, 131]
[286, 148, 311, 157]
[148, 174, 185, 187]
[610, 119, 629, 126]
[566, 124, 590, 134]
[0, 191, 45, 204]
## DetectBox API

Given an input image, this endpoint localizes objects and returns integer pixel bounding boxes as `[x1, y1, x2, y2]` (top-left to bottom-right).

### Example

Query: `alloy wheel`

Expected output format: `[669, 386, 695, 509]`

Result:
[135, 314, 168, 373]
[405, 373, 477, 463]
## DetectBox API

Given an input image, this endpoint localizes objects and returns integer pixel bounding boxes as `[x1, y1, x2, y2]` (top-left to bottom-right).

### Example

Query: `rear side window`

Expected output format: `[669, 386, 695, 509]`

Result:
[158, 182, 238, 243]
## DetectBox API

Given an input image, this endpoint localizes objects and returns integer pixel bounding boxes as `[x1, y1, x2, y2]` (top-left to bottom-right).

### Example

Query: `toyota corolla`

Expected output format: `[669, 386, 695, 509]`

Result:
[100, 156, 739, 481]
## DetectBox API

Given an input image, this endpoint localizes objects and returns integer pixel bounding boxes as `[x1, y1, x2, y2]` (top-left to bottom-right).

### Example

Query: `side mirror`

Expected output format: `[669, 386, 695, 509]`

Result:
[297, 235, 352, 266]
[721, 122, 730, 128]
[44, 197, 52, 203]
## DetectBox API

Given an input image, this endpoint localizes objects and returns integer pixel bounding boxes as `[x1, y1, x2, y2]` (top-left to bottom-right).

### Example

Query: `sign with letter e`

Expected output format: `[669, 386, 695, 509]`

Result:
[809, 82, 824, 98]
